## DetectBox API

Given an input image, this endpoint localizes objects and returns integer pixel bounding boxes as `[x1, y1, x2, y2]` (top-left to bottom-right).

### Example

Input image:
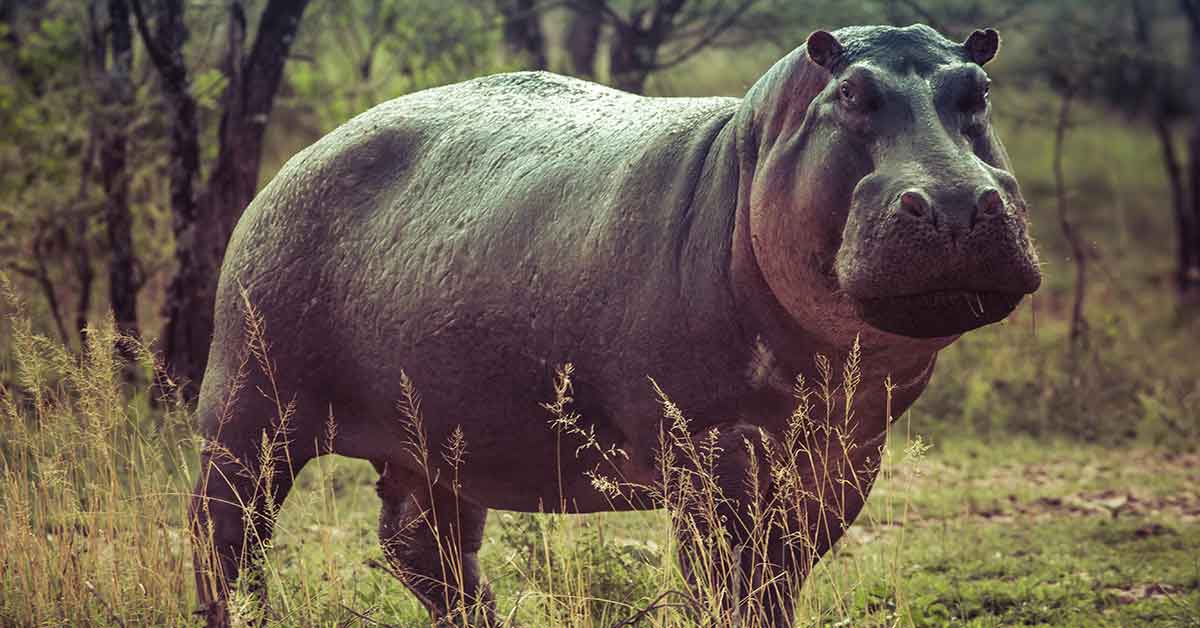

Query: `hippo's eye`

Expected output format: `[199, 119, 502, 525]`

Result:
[839, 81, 855, 104]
[961, 80, 990, 112]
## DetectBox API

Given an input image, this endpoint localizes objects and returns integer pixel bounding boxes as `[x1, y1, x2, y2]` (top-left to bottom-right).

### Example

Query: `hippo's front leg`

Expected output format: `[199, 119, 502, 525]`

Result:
[785, 421, 887, 572]
[669, 422, 796, 626]
[669, 421, 886, 627]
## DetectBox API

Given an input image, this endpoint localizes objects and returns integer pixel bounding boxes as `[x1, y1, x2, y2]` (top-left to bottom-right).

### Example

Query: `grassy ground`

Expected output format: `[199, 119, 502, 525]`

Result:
[4, 327, 1196, 628]
[244, 433, 1200, 627]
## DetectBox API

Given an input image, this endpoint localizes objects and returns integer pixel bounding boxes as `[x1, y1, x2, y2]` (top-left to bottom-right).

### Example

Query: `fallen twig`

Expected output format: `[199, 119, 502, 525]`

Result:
[339, 603, 401, 628]
[83, 580, 128, 628]
[610, 589, 695, 627]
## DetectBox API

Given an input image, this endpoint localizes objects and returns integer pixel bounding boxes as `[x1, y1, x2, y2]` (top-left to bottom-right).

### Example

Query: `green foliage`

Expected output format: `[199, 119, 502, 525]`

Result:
[493, 511, 661, 622]
[285, 0, 516, 132]
[0, 7, 90, 209]
[911, 297, 1200, 448]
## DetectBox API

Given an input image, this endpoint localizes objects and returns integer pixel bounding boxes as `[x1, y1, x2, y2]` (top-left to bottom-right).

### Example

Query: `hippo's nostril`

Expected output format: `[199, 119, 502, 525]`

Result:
[898, 189, 933, 225]
[977, 188, 1004, 219]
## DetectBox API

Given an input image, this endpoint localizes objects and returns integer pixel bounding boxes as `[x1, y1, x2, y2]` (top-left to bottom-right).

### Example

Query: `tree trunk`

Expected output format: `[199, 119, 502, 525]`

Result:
[566, 0, 604, 78]
[99, 0, 141, 358]
[1053, 88, 1088, 361]
[27, 226, 71, 347]
[72, 123, 97, 354]
[1153, 118, 1196, 293]
[133, 0, 203, 396]
[73, 214, 94, 352]
[358, 0, 398, 82]
[1182, 0, 1200, 297]
[1136, 0, 1197, 296]
[498, 0, 547, 69]
[609, 19, 650, 93]
[159, 0, 309, 398]
[135, 0, 308, 398]
[75, 0, 109, 354]
[1188, 116, 1200, 297]
[607, 1, 686, 94]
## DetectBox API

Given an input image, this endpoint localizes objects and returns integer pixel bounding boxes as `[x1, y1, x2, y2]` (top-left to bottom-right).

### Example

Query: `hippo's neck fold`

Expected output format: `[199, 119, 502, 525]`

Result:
[702, 94, 946, 431]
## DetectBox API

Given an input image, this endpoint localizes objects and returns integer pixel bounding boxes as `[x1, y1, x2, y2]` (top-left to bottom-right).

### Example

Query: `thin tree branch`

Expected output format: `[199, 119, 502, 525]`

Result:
[1052, 86, 1089, 355]
[1180, 0, 1200, 34]
[129, 0, 170, 72]
[893, 0, 947, 32]
[564, 0, 626, 28]
[337, 604, 401, 628]
[652, 0, 757, 70]
[610, 589, 696, 628]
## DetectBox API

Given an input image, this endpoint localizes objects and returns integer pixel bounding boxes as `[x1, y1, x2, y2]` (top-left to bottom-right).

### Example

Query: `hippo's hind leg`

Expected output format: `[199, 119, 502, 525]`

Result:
[190, 399, 317, 627]
[375, 462, 496, 626]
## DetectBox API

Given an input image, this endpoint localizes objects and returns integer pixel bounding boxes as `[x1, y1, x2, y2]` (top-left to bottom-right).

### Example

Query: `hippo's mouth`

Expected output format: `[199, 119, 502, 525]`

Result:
[852, 290, 1025, 338]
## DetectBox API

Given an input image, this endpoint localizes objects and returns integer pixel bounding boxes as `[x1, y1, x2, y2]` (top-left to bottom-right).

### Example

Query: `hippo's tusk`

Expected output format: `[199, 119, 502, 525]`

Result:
[964, 292, 984, 318]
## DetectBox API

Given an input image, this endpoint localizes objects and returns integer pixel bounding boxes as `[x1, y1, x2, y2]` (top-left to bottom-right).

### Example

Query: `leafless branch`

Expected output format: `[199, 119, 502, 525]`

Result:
[1180, 0, 1200, 34]
[129, 0, 169, 73]
[893, 0, 947, 32]
[610, 589, 696, 628]
[8, 222, 73, 347]
[1052, 86, 1089, 358]
[653, 0, 757, 70]
[564, 0, 625, 27]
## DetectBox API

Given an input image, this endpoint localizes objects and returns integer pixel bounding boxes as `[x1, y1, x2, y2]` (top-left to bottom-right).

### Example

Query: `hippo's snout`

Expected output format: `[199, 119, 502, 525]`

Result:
[836, 176, 1041, 338]
[893, 186, 1006, 241]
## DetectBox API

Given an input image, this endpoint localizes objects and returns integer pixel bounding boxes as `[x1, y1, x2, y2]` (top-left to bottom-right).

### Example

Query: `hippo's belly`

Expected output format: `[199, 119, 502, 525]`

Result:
[318, 308, 690, 512]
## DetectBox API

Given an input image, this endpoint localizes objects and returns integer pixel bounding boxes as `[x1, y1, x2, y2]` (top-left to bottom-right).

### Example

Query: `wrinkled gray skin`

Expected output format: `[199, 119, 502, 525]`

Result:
[192, 24, 1039, 627]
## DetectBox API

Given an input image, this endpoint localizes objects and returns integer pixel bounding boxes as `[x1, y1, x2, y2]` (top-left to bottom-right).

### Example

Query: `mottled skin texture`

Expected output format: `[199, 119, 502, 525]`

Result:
[191, 24, 1040, 627]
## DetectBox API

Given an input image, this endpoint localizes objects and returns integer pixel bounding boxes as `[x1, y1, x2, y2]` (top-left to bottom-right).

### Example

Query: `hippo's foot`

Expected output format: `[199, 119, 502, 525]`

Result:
[190, 442, 312, 628]
[375, 462, 497, 627]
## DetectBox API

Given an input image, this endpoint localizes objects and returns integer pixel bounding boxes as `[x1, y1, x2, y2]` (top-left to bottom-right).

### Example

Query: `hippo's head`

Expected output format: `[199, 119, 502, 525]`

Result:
[743, 25, 1040, 341]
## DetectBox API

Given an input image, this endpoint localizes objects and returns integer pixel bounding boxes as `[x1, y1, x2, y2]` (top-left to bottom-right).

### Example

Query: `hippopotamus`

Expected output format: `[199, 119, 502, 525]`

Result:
[191, 24, 1040, 626]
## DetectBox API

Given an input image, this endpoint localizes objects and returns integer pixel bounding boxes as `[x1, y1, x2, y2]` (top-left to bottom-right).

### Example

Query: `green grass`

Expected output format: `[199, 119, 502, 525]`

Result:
[234, 431, 1200, 626]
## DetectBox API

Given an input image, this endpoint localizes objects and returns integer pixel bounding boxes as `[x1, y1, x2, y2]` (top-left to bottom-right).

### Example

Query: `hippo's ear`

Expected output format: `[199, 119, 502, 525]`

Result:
[964, 28, 1001, 65]
[741, 34, 839, 157]
[806, 30, 843, 70]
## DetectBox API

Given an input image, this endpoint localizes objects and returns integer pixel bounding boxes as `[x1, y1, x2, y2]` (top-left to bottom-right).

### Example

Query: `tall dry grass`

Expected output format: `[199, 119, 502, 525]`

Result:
[0, 278, 933, 627]
[0, 276, 197, 625]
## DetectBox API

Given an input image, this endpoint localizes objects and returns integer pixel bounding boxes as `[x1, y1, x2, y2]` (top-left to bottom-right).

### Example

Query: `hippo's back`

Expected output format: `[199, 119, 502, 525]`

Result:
[199, 72, 741, 468]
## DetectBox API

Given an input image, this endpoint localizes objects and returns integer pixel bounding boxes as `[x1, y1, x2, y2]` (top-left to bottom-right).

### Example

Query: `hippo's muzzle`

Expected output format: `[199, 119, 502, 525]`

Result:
[852, 289, 1026, 338]
[836, 173, 1041, 338]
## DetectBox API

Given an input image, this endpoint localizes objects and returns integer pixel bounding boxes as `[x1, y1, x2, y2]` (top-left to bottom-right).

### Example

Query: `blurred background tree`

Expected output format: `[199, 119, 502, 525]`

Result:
[130, 0, 311, 397]
[0, 0, 1196, 444]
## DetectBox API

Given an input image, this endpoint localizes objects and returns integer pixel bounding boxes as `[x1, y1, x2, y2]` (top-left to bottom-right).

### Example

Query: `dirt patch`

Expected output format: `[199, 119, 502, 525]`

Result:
[876, 445, 1200, 527]
[948, 489, 1200, 525]
[1105, 583, 1183, 606]
[1023, 489, 1200, 522]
